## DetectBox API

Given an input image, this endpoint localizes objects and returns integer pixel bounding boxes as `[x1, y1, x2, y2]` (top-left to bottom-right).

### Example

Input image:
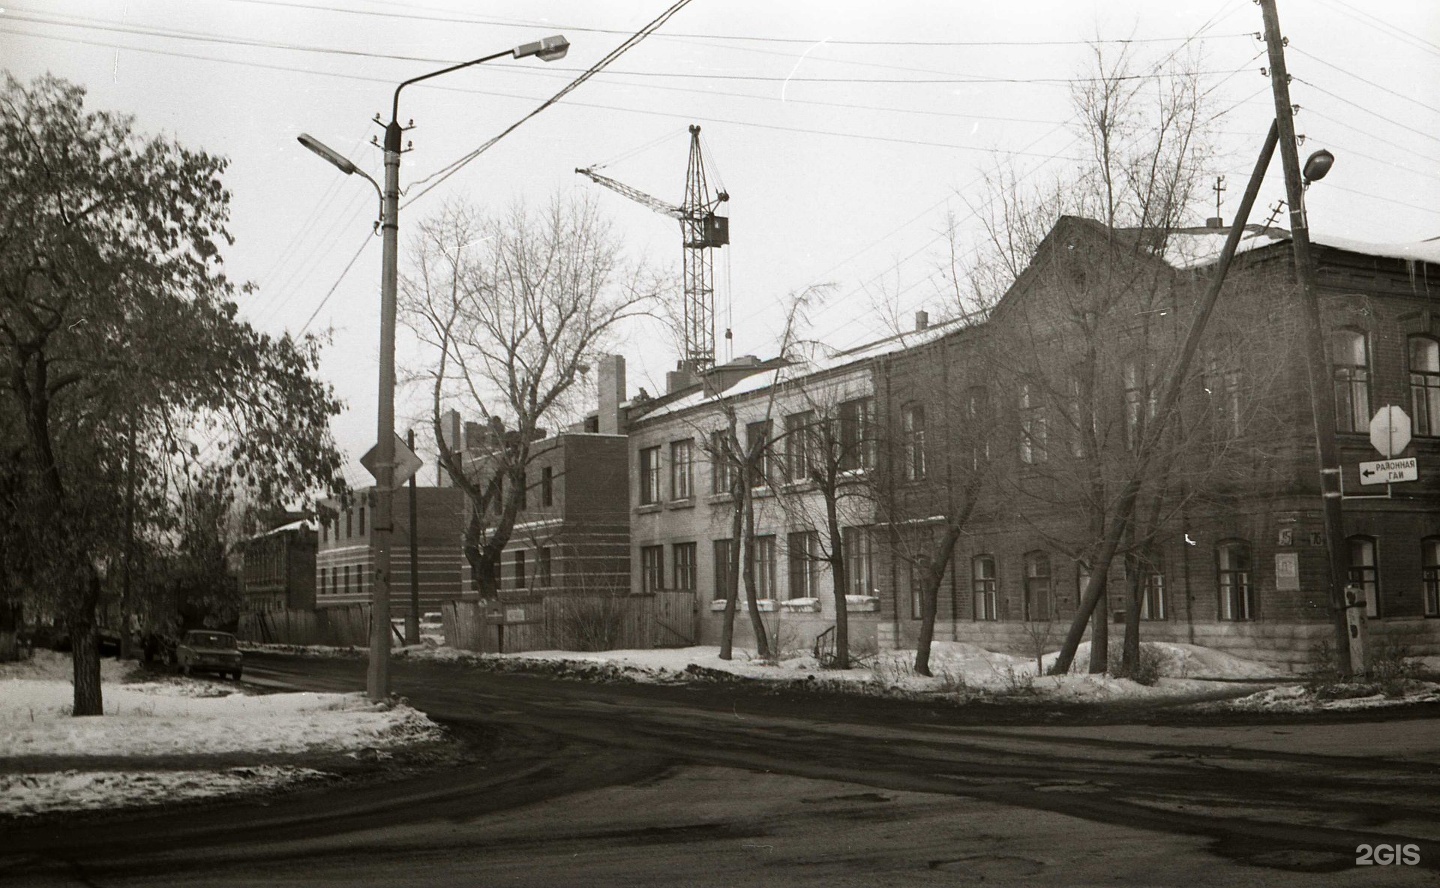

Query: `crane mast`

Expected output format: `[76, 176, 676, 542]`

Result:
[577, 125, 728, 369]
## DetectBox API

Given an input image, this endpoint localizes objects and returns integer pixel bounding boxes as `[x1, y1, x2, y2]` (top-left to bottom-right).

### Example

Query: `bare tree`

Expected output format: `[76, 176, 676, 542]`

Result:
[402, 194, 656, 599]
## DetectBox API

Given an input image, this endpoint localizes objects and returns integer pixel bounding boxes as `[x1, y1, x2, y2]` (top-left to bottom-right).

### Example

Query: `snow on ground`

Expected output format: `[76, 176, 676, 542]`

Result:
[0, 650, 443, 817]
[1212, 681, 1440, 713]
[396, 639, 1280, 702]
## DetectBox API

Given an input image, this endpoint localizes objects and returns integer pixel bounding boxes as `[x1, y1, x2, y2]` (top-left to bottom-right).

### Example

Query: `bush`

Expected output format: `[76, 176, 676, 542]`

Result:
[1108, 642, 1163, 686]
[553, 595, 627, 652]
[1306, 637, 1419, 700]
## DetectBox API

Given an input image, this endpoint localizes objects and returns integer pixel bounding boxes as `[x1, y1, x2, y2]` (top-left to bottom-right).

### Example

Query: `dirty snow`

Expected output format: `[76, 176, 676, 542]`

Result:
[0, 650, 443, 817]
[1212, 682, 1440, 713]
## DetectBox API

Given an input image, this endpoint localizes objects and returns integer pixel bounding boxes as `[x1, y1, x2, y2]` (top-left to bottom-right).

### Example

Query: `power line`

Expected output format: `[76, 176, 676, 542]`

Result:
[1290, 46, 1440, 118]
[216, 0, 1256, 48]
[299, 229, 378, 335]
[1294, 76, 1440, 149]
[1314, 0, 1440, 62]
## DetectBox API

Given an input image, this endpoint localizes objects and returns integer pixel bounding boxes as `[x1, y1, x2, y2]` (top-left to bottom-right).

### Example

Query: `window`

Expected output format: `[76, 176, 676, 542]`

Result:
[358, 506, 365, 536]
[1124, 361, 1143, 451]
[1023, 551, 1053, 621]
[711, 431, 735, 493]
[1217, 541, 1254, 621]
[713, 539, 735, 601]
[673, 542, 697, 591]
[1331, 330, 1370, 433]
[838, 397, 874, 471]
[751, 535, 778, 599]
[1139, 557, 1166, 621]
[321, 520, 328, 543]
[1410, 336, 1440, 436]
[319, 567, 328, 596]
[784, 411, 815, 482]
[331, 566, 338, 596]
[1424, 537, 1440, 617]
[639, 446, 662, 505]
[514, 550, 526, 589]
[541, 466, 553, 506]
[966, 386, 991, 470]
[670, 439, 693, 500]
[902, 403, 927, 481]
[641, 545, 665, 593]
[1067, 371, 1088, 458]
[842, 527, 873, 596]
[517, 471, 527, 511]
[346, 509, 353, 538]
[1347, 536, 1379, 618]
[1020, 383, 1047, 464]
[538, 547, 552, 587]
[908, 558, 925, 620]
[343, 564, 351, 594]
[746, 420, 772, 487]
[787, 531, 820, 600]
[1205, 357, 1244, 442]
[972, 556, 997, 621]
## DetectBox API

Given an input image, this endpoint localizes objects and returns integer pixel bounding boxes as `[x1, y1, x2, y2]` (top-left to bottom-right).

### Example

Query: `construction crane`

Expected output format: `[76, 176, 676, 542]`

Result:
[577, 125, 728, 369]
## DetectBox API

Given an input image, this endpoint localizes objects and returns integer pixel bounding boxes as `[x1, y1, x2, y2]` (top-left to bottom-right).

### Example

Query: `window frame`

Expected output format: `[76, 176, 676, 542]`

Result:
[784, 410, 815, 482]
[1409, 335, 1440, 437]
[745, 420, 773, 488]
[1217, 540, 1254, 621]
[711, 431, 735, 494]
[901, 402, 927, 481]
[1020, 383, 1048, 465]
[751, 535, 778, 599]
[842, 527, 873, 597]
[640, 545, 665, 593]
[972, 555, 997, 621]
[639, 445, 662, 505]
[713, 538, 735, 601]
[1346, 535, 1380, 618]
[673, 542, 697, 591]
[838, 397, 875, 472]
[786, 530, 820, 600]
[1330, 329, 1371, 434]
[537, 546, 552, 587]
[670, 438, 694, 501]
[1023, 550, 1053, 622]
[541, 466, 554, 507]
[514, 549, 526, 589]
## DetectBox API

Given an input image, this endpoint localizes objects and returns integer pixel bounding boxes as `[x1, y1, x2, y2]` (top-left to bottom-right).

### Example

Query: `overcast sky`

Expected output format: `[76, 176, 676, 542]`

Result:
[4, 0, 1438, 489]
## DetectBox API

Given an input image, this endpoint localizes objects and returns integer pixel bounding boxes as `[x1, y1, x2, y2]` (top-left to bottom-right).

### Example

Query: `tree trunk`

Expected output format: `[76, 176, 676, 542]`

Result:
[914, 524, 963, 677]
[1121, 552, 1142, 676]
[70, 572, 104, 716]
[740, 489, 770, 660]
[0, 597, 20, 662]
[1087, 577, 1108, 674]
[718, 500, 743, 660]
[825, 496, 849, 670]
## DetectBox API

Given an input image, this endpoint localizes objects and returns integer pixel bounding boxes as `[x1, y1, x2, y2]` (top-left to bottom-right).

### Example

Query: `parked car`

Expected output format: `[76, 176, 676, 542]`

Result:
[175, 630, 243, 680]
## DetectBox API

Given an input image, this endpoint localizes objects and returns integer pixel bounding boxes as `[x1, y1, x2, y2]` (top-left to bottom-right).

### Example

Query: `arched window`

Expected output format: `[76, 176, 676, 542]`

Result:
[1423, 537, 1440, 618]
[1023, 551, 1052, 622]
[1409, 336, 1440, 436]
[1217, 540, 1253, 621]
[1330, 330, 1370, 433]
[972, 555, 997, 621]
[1347, 536, 1379, 618]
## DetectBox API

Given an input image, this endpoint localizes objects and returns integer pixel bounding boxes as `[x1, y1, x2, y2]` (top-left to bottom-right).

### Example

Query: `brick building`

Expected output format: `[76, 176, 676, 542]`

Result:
[626, 326, 961, 653]
[865, 216, 1440, 669]
[315, 486, 470, 616]
[234, 518, 317, 614]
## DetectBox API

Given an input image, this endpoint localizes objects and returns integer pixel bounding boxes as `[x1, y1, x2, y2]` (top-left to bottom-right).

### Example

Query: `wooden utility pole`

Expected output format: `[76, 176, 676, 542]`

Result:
[1259, 0, 1353, 673]
[405, 428, 421, 646]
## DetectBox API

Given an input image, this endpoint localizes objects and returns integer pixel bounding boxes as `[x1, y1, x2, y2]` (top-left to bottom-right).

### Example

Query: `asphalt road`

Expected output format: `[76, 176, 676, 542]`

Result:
[4, 652, 1440, 887]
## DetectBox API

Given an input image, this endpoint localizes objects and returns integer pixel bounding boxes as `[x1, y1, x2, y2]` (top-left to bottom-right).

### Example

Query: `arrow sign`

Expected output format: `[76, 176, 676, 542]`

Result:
[361, 433, 424, 488]
[1358, 457, 1417, 486]
[1368, 405, 1411, 459]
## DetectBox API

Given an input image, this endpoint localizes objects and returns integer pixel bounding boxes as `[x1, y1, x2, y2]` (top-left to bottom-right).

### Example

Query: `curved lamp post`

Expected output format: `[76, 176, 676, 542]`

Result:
[300, 34, 569, 702]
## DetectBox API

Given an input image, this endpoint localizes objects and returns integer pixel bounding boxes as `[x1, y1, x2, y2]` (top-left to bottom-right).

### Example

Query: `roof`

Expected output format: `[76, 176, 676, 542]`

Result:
[634, 313, 977, 423]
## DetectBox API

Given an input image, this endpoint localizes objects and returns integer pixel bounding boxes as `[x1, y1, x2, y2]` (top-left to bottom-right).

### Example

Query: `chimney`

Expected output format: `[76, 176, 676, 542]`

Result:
[1206, 216, 1224, 229]
[666, 359, 699, 394]
[437, 409, 461, 486]
[597, 354, 625, 435]
[915, 310, 929, 331]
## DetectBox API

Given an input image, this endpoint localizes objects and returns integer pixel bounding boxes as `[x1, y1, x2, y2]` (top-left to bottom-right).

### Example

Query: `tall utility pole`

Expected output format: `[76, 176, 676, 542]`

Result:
[299, 34, 569, 702]
[1259, 0, 1353, 672]
[405, 428, 421, 646]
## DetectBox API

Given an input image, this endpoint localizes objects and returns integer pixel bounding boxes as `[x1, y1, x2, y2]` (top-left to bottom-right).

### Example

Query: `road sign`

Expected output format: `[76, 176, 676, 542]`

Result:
[1358, 457, 1417, 486]
[1368, 405, 1411, 458]
[360, 433, 425, 488]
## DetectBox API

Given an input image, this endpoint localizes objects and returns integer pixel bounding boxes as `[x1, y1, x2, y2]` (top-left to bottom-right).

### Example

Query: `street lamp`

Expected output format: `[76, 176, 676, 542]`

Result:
[299, 34, 569, 702]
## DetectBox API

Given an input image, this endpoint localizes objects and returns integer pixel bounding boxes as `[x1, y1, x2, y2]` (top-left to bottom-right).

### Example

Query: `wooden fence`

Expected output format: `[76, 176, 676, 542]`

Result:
[239, 604, 371, 647]
[443, 591, 697, 654]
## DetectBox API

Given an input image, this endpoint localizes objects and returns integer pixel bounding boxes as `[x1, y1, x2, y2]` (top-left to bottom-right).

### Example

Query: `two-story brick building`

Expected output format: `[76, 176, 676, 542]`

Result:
[865, 216, 1440, 669]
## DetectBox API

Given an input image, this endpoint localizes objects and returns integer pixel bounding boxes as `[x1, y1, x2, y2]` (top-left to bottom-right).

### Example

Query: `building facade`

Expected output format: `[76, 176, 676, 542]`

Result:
[235, 519, 317, 614]
[315, 486, 470, 617]
[865, 217, 1440, 670]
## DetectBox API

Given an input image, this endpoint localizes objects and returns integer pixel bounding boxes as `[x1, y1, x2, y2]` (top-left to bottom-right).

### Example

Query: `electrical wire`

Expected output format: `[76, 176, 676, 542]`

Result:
[215, 0, 1256, 48]
[1289, 46, 1440, 118]
[1293, 76, 1440, 149]
[1314, 0, 1440, 62]
[298, 229, 379, 335]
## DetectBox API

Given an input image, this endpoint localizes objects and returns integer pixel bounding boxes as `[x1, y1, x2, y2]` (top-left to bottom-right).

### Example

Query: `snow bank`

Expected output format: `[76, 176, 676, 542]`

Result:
[0, 767, 331, 818]
[1216, 682, 1440, 713]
